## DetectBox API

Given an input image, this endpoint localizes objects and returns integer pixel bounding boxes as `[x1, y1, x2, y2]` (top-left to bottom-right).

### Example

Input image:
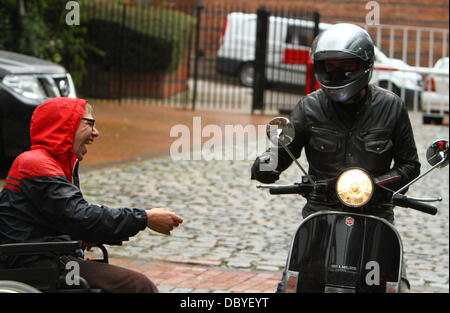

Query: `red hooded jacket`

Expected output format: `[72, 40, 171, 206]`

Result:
[0, 98, 147, 267]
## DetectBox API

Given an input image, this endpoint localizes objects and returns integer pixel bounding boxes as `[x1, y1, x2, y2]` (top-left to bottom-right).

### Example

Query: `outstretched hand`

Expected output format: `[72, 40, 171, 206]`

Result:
[146, 208, 183, 235]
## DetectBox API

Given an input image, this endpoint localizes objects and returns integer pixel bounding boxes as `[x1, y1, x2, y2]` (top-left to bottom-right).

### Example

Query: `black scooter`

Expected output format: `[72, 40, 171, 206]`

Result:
[257, 117, 449, 293]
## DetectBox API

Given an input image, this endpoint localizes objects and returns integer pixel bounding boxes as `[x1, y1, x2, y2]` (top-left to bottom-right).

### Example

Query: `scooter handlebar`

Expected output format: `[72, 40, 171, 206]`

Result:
[269, 184, 303, 195]
[393, 194, 438, 215]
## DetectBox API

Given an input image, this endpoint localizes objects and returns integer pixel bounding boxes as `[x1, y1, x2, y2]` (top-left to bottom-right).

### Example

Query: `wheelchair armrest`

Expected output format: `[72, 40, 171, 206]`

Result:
[0, 241, 80, 256]
[86, 244, 109, 263]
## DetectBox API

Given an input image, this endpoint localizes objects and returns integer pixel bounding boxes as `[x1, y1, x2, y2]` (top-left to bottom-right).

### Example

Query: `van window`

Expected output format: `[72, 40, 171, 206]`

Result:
[240, 18, 256, 37]
[285, 25, 313, 46]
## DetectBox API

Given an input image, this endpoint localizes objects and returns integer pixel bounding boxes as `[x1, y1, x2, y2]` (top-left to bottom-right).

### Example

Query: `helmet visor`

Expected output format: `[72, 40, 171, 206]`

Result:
[315, 59, 368, 87]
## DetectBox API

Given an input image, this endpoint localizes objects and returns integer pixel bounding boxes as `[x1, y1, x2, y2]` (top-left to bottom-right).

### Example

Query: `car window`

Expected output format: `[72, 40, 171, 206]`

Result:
[244, 19, 256, 36]
[285, 25, 313, 46]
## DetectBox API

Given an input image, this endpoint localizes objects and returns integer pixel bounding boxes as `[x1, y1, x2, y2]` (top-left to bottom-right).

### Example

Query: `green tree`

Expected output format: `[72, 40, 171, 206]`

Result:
[0, 0, 89, 86]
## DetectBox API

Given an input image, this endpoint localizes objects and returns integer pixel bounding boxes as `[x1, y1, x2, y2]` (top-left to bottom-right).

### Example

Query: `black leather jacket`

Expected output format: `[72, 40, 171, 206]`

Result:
[252, 84, 421, 219]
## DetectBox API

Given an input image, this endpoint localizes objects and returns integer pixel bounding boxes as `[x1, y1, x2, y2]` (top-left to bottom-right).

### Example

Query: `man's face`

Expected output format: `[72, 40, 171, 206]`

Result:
[324, 59, 360, 73]
[320, 59, 366, 103]
[73, 103, 99, 161]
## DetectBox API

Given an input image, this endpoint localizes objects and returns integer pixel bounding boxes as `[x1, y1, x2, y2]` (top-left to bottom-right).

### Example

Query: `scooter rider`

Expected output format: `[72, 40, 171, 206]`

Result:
[251, 23, 420, 292]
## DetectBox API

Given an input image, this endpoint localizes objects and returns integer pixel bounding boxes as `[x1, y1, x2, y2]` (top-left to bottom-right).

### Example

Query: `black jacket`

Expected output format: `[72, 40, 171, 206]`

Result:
[252, 85, 421, 217]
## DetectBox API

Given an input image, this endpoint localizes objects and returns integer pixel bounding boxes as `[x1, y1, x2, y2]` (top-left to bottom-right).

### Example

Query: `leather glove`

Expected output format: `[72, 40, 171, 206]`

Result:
[251, 151, 280, 184]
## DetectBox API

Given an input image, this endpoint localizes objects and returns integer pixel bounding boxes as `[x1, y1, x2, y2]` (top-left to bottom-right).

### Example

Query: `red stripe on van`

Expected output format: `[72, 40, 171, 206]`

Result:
[282, 48, 311, 65]
[373, 66, 399, 71]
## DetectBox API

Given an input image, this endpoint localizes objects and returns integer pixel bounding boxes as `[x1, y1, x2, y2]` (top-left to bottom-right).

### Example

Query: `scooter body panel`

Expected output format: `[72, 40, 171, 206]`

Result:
[285, 211, 403, 293]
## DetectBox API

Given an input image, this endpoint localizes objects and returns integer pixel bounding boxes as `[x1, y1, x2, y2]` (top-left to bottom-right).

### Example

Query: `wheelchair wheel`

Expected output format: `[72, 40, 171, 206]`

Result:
[0, 280, 41, 293]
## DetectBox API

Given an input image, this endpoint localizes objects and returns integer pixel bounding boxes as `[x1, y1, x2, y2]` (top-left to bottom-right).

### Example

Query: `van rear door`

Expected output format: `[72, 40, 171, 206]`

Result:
[275, 20, 314, 86]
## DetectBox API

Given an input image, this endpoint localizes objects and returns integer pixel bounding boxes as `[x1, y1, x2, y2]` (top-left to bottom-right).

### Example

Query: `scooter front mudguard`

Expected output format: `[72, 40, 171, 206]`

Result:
[283, 211, 403, 293]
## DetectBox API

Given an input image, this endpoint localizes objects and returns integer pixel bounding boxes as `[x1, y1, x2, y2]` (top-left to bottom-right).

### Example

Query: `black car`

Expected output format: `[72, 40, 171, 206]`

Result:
[0, 50, 77, 162]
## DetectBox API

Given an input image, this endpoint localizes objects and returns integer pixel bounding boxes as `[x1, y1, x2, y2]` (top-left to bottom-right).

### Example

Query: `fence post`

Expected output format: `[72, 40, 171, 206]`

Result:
[252, 7, 269, 114]
[310, 11, 320, 92]
[192, 1, 204, 111]
[119, 2, 127, 105]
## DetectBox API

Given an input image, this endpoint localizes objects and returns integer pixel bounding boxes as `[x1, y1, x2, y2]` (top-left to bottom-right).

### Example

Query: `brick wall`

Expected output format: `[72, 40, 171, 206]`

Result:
[199, 0, 449, 28]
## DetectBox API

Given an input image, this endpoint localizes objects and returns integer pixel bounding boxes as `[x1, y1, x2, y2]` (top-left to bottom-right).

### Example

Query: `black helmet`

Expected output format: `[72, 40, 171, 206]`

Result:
[311, 23, 375, 102]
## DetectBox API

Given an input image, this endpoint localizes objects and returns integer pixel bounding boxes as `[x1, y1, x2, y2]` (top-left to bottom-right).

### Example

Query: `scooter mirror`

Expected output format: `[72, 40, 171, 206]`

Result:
[266, 117, 295, 146]
[426, 139, 449, 168]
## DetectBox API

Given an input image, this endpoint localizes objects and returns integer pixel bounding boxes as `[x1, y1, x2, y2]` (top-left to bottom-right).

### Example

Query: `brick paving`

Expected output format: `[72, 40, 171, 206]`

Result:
[79, 109, 448, 294]
[100, 254, 446, 293]
[104, 256, 281, 293]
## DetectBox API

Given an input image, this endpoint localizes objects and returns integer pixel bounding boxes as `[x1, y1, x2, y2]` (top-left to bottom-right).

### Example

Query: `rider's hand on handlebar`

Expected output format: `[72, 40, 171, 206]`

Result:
[146, 208, 183, 235]
[251, 152, 280, 184]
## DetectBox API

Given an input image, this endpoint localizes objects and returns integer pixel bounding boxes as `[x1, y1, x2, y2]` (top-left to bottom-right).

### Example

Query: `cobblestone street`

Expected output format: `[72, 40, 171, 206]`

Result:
[79, 111, 449, 293]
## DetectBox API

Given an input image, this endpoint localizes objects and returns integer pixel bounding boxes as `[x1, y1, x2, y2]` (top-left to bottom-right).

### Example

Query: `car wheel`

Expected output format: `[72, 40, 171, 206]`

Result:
[238, 63, 255, 87]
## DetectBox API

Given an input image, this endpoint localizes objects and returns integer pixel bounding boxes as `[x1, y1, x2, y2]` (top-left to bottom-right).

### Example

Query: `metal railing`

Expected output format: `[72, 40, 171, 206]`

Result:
[364, 24, 449, 113]
[75, 1, 448, 116]
[75, 1, 319, 113]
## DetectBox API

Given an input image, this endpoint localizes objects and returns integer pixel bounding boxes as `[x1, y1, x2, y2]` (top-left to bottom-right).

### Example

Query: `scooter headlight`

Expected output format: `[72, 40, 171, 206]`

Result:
[336, 168, 374, 207]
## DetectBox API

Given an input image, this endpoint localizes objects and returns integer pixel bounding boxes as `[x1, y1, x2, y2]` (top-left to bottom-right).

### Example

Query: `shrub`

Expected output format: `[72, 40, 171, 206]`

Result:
[82, 0, 196, 74]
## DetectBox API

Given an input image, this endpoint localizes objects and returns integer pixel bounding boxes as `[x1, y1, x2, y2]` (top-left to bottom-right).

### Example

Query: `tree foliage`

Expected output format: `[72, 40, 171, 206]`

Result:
[0, 0, 196, 89]
[83, 0, 196, 74]
[0, 0, 89, 86]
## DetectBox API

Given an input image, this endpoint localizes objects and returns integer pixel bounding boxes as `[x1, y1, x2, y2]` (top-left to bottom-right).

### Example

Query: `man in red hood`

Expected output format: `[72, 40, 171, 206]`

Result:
[0, 97, 183, 292]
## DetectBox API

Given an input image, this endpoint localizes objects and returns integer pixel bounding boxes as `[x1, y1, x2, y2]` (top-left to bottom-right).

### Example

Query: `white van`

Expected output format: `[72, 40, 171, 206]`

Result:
[216, 12, 422, 105]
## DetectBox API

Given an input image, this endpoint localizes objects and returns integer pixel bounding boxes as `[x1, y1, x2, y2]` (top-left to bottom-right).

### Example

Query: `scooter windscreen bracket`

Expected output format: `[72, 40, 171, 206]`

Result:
[266, 117, 315, 183]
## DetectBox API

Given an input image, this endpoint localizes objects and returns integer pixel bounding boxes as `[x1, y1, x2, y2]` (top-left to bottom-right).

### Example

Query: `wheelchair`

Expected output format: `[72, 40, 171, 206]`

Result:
[0, 241, 109, 293]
